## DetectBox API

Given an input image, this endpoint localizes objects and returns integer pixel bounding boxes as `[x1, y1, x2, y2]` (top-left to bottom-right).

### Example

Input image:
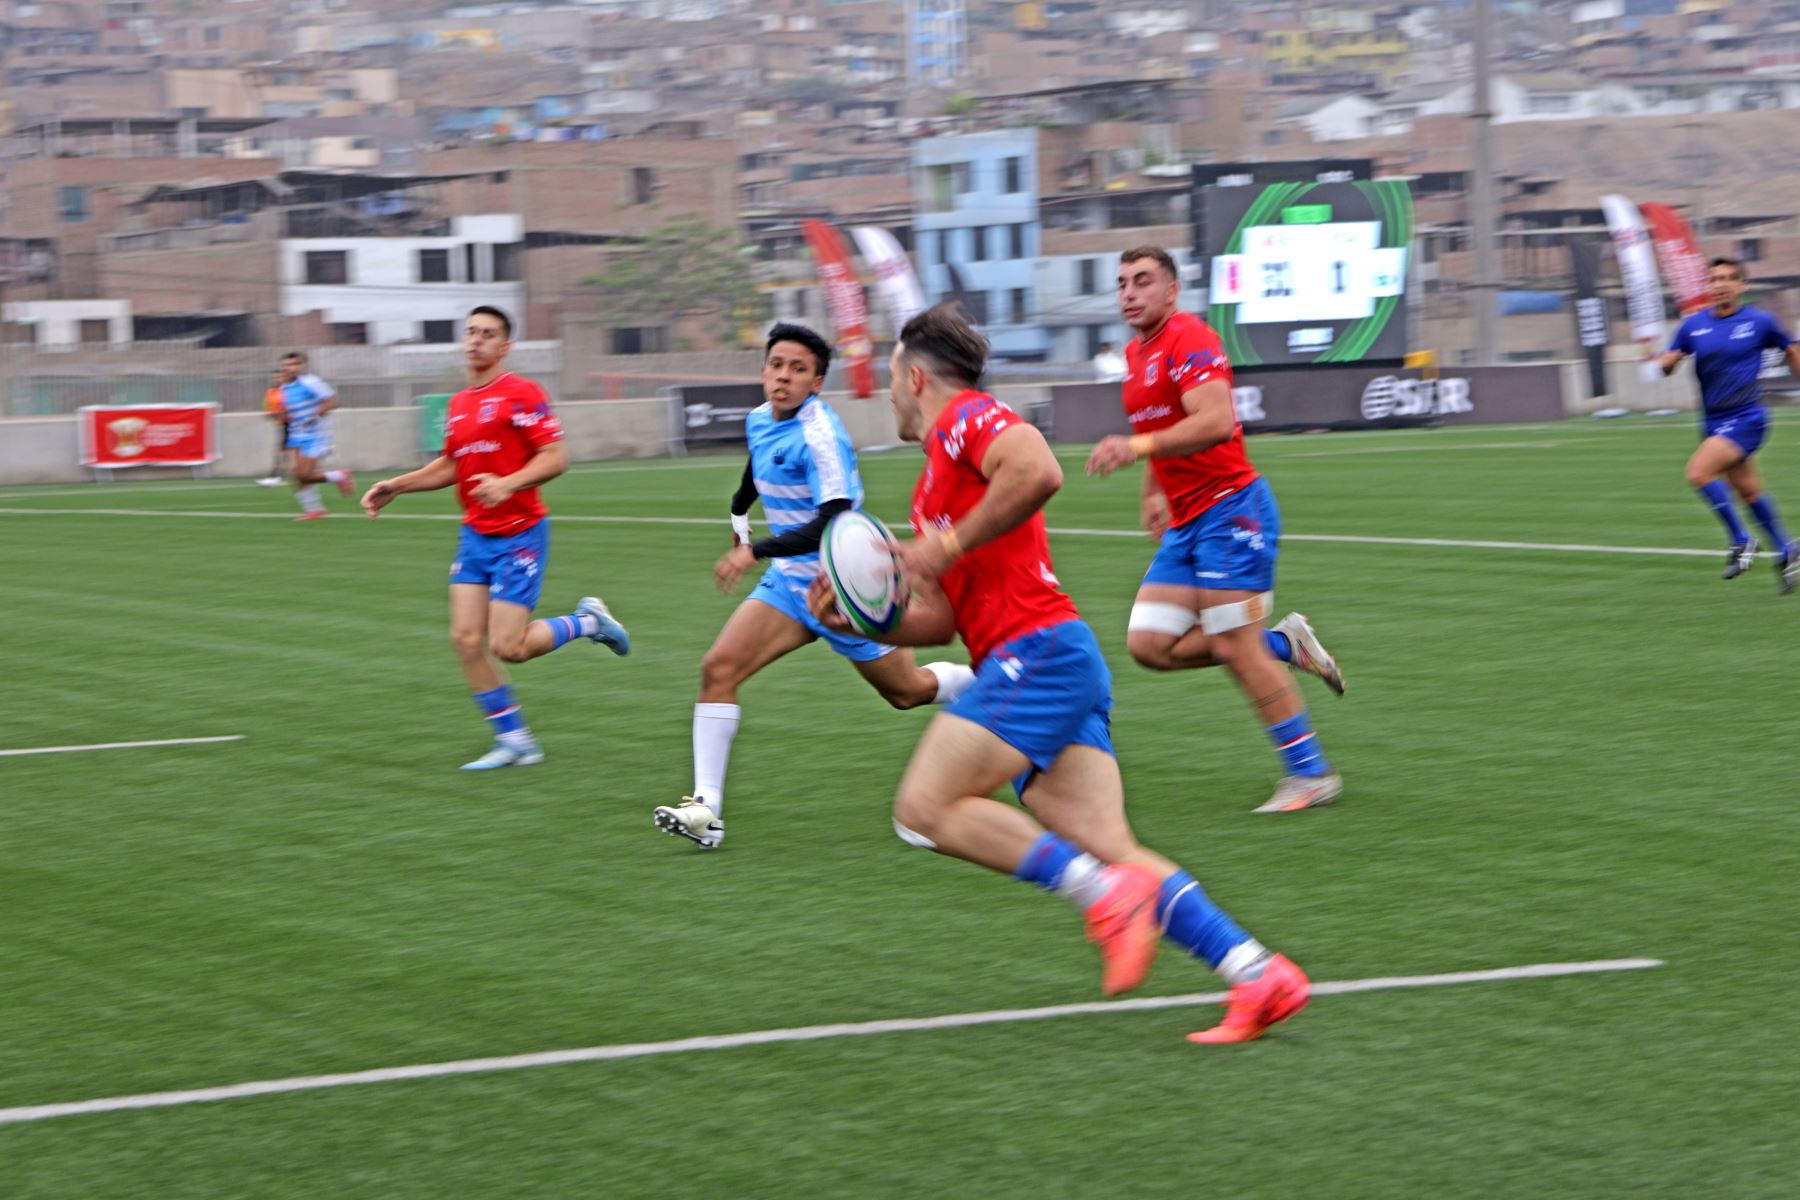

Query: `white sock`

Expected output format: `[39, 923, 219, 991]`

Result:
[325, 469, 346, 483]
[498, 727, 536, 752]
[692, 702, 741, 816]
[574, 611, 601, 637]
[923, 661, 977, 704]
[296, 485, 323, 511]
[1055, 853, 1114, 911]
[1217, 940, 1272, 985]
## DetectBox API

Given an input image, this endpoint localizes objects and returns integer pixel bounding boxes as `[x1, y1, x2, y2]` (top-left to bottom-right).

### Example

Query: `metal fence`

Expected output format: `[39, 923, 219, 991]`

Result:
[0, 341, 563, 417]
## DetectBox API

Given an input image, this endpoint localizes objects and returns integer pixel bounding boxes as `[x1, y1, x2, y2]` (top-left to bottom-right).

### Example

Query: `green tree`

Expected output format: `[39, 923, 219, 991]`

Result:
[580, 217, 762, 345]
[941, 92, 977, 117]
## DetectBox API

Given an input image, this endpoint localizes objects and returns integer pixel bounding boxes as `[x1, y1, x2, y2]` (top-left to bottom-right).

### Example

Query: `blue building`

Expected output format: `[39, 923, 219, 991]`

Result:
[911, 128, 1049, 361]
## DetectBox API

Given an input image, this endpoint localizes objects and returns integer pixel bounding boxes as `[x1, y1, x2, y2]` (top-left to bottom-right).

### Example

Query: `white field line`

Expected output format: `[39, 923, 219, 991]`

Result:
[0, 958, 1662, 1127]
[0, 735, 243, 758]
[0, 506, 1723, 558]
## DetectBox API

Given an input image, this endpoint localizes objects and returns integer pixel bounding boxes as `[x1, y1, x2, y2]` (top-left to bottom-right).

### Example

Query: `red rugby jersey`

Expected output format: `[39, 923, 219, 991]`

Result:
[912, 391, 1078, 665]
[443, 373, 563, 535]
[1121, 310, 1258, 526]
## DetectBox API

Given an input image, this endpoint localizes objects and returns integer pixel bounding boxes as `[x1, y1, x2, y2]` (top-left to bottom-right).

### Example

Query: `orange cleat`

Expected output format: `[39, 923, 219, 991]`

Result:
[1083, 863, 1162, 996]
[296, 510, 328, 522]
[1187, 953, 1310, 1044]
[334, 469, 355, 498]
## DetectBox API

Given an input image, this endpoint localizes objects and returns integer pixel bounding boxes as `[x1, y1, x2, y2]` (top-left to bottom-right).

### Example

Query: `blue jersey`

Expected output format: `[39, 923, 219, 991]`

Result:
[281, 372, 335, 434]
[1669, 305, 1792, 416]
[746, 395, 863, 581]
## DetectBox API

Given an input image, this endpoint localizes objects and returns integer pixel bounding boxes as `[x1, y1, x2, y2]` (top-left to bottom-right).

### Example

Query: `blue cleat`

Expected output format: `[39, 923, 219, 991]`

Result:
[461, 742, 544, 770]
[576, 595, 631, 656]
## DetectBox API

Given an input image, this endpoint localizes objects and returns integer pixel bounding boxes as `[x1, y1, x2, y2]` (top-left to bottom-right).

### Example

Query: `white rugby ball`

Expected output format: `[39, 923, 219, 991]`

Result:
[821, 510, 906, 636]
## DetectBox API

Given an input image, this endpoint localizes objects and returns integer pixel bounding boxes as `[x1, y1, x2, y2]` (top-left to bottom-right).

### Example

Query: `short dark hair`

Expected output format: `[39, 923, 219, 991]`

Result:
[1710, 257, 1746, 280]
[897, 302, 989, 388]
[1119, 245, 1179, 281]
[765, 322, 832, 377]
[469, 305, 513, 338]
[282, 351, 306, 364]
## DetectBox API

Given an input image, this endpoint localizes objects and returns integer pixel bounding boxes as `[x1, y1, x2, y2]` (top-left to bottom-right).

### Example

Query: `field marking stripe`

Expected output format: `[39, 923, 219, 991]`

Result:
[0, 506, 1724, 559]
[0, 735, 244, 758]
[0, 958, 1661, 1127]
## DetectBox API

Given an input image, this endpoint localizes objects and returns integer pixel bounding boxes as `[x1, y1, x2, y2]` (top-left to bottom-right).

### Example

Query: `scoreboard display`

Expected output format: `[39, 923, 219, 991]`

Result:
[1195, 168, 1413, 368]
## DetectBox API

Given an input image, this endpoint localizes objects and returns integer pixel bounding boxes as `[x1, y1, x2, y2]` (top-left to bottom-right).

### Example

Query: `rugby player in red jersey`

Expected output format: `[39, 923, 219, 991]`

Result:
[810, 304, 1310, 1043]
[361, 306, 630, 770]
[1088, 246, 1345, 813]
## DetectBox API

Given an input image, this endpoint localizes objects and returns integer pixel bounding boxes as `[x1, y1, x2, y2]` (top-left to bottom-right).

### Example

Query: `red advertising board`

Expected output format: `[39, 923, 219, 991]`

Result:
[79, 404, 219, 468]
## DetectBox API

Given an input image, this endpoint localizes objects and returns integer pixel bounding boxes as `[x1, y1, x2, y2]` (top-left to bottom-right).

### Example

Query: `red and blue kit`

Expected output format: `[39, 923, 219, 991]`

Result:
[444, 373, 563, 608]
[912, 390, 1110, 793]
[1123, 312, 1280, 593]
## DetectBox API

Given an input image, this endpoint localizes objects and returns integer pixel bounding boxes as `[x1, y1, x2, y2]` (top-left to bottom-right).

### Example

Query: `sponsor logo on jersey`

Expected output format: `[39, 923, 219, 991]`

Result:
[1732, 322, 1756, 340]
[1128, 403, 1175, 423]
[478, 400, 499, 425]
[1144, 359, 1159, 385]
[453, 439, 503, 458]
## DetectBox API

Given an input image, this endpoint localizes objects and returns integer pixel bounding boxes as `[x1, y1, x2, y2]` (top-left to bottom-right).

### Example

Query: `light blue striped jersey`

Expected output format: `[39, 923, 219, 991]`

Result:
[281, 372, 336, 435]
[746, 395, 863, 579]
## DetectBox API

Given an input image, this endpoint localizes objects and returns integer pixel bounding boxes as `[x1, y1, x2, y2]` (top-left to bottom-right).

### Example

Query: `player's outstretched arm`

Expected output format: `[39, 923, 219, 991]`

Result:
[1657, 349, 1686, 376]
[361, 455, 456, 517]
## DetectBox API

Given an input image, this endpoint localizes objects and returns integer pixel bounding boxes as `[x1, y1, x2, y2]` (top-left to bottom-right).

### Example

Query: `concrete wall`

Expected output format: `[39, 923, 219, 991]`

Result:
[0, 398, 674, 486]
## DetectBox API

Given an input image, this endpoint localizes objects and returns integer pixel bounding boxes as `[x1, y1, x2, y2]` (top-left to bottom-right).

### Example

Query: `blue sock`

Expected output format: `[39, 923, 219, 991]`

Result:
[1264, 629, 1292, 662]
[1156, 870, 1255, 970]
[1698, 481, 1751, 545]
[1012, 832, 1082, 890]
[1748, 495, 1793, 553]
[473, 685, 529, 740]
[1267, 710, 1329, 778]
[542, 613, 591, 650]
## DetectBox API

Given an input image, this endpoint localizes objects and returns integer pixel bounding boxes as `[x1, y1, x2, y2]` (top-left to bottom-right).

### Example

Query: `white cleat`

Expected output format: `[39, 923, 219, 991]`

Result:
[1254, 772, 1343, 813]
[255, 476, 284, 487]
[460, 742, 544, 771]
[654, 797, 723, 849]
[1274, 612, 1346, 696]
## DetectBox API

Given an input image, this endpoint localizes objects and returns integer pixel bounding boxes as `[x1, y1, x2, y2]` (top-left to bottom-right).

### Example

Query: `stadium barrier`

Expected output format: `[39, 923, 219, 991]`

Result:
[1047, 364, 1571, 442]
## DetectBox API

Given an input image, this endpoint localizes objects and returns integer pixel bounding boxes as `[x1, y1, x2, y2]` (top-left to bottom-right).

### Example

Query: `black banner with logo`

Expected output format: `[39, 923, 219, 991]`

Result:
[672, 383, 764, 448]
[1565, 236, 1610, 401]
[1047, 364, 1567, 442]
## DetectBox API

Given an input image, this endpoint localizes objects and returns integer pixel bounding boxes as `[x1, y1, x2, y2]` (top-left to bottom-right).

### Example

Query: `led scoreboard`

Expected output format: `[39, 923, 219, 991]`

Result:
[1192, 161, 1413, 368]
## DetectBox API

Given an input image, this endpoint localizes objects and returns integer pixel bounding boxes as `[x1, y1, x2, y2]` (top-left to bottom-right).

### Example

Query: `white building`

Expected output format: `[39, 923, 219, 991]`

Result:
[280, 214, 526, 345]
[1275, 94, 1384, 143]
[1, 300, 132, 350]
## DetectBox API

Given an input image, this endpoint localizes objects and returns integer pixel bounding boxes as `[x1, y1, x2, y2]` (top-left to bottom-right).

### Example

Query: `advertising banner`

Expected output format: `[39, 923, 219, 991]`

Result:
[1047, 365, 1566, 443]
[1638, 202, 1710, 316]
[1600, 194, 1667, 380]
[850, 225, 926, 336]
[1565, 237, 1610, 401]
[78, 404, 218, 468]
[802, 219, 876, 398]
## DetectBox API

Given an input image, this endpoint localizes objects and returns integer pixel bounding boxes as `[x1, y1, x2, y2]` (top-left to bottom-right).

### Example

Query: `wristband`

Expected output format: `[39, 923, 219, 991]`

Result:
[938, 527, 963, 561]
[731, 513, 752, 543]
[1129, 433, 1156, 460]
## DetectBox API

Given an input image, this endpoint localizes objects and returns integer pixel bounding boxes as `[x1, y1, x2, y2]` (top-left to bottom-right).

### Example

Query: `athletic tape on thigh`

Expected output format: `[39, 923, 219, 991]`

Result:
[1199, 591, 1274, 635]
[893, 818, 937, 851]
[1127, 601, 1200, 637]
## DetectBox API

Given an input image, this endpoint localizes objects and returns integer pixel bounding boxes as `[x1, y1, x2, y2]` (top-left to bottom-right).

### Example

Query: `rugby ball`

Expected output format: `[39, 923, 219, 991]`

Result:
[821, 510, 906, 636]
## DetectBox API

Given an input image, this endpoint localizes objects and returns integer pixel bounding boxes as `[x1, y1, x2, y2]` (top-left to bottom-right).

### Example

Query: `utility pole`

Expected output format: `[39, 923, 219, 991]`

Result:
[1470, 0, 1500, 364]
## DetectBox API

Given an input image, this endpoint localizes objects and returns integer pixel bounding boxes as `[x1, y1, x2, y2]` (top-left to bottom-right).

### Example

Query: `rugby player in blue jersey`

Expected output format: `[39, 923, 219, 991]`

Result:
[1660, 258, 1800, 592]
[278, 352, 355, 521]
[653, 323, 973, 850]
